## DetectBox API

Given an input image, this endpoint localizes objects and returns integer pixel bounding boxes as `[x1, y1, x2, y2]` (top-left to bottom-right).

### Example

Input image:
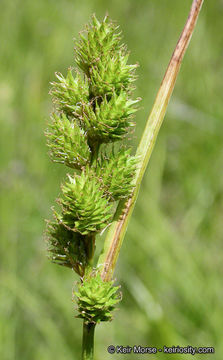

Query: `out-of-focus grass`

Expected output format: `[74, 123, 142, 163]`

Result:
[0, 0, 223, 359]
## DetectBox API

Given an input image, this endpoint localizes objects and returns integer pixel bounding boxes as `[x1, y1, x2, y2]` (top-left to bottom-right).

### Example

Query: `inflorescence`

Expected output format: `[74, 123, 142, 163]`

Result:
[45, 15, 140, 323]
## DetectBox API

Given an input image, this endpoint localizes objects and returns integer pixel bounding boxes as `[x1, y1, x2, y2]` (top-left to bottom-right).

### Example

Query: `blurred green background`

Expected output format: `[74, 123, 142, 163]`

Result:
[1, 0, 223, 359]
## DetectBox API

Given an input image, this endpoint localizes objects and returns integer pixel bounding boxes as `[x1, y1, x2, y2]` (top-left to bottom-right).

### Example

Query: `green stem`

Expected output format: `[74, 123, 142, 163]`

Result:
[98, 0, 204, 281]
[82, 322, 96, 360]
[84, 234, 96, 264]
[89, 140, 100, 164]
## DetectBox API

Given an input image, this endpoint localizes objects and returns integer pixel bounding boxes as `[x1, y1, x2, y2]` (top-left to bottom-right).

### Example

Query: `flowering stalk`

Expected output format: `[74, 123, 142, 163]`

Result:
[45, 15, 139, 359]
[45, 1, 204, 358]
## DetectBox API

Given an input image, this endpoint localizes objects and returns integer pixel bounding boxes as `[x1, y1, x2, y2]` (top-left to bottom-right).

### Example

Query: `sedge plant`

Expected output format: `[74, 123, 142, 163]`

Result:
[45, 1, 204, 359]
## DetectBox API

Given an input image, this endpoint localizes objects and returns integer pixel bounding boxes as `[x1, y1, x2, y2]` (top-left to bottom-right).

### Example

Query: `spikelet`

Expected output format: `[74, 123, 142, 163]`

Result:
[95, 148, 137, 200]
[74, 273, 121, 323]
[46, 220, 87, 275]
[75, 15, 137, 96]
[46, 113, 91, 169]
[56, 170, 113, 235]
[50, 69, 89, 117]
[82, 92, 140, 143]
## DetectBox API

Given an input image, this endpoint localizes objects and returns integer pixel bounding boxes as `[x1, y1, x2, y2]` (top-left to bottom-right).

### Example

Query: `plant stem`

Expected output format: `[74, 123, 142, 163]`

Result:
[89, 140, 100, 164]
[82, 322, 96, 360]
[98, 0, 204, 281]
[81, 139, 98, 358]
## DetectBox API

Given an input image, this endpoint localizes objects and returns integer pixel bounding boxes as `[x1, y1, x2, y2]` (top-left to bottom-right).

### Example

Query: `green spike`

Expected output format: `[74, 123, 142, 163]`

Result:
[46, 113, 91, 169]
[74, 273, 121, 323]
[57, 170, 113, 235]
